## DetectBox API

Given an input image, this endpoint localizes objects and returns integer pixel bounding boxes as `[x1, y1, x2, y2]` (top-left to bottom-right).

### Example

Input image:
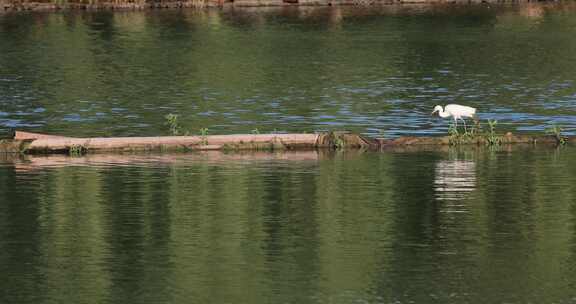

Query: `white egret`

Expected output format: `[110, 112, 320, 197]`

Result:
[431, 104, 477, 132]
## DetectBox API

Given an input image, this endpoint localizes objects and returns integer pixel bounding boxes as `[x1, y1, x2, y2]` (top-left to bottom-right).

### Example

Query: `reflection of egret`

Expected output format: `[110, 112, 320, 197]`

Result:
[431, 104, 477, 132]
[434, 160, 476, 204]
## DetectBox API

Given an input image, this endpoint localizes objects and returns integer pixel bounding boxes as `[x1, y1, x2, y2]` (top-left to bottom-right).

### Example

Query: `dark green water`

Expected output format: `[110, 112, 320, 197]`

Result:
[1, 147, 576, 304]
[1, 4, 576, 137]
[2, 3, 576, 304]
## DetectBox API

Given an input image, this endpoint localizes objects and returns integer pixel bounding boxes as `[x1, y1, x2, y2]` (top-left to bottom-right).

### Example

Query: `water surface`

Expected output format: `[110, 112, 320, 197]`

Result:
[2, 4, 576, 304]
[1, 146, 576, 303]
[1, 4, 576, 137]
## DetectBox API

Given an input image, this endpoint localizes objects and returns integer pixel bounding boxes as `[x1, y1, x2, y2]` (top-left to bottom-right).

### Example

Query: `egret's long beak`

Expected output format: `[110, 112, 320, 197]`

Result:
[430, 110, 437, 116]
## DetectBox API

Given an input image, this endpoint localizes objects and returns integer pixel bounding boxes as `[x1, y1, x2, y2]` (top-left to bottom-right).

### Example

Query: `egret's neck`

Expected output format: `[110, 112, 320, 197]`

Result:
[438, 109, 451, 118]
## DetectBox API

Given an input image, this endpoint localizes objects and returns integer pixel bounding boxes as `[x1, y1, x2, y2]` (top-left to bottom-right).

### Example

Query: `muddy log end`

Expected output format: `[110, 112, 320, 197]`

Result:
[316, 131, 379, 149]
[377, 136, 451, 147]
[0, 139, 34, 153]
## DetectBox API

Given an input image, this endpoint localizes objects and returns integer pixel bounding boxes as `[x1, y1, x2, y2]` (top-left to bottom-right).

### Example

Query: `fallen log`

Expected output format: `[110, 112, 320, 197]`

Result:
[8, 130, 376, 154]
[0, 130, 571, 154]
[19, 132, 320, 153]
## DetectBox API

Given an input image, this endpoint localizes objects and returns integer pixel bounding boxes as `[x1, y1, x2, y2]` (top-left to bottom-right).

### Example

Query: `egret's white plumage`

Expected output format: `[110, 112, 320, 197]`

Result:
[431, 104, 477, 131]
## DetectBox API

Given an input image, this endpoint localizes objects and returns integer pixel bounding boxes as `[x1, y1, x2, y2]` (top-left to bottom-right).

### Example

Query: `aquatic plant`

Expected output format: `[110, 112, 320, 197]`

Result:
[200, 128, 209, 145]
[546, 125, 567, 145]
[448, 124, 474, 145]
[448, 119, 501, 146]
[485, 119, 502, 146]
[448, 124, 461, 145]
[329, 132, 348, 150]
[165, 113, 182, 136]
[334, 136, 345, 149]
[376, 129, 388, 139]
[251, 128, 260, 135]
[69, 144, 86, 156]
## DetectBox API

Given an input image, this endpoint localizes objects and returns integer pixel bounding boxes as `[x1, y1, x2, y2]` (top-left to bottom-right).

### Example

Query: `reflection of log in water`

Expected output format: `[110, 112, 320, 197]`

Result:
[3, 150, 328, 171]
[434, 160, 476, 204]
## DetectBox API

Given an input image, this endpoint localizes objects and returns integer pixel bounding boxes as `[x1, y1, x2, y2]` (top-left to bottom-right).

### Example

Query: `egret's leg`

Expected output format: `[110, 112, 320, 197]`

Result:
[463, 119, 467, 133]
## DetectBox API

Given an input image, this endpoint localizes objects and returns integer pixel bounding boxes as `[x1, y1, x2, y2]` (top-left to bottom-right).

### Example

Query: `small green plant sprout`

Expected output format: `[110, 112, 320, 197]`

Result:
[329, 132, 347, 150]
[448, 124, 459, 136]
[546, 125, 567, 145]
[487, 119, 497, 133]
[68, 144, 86, 156]
[334, 136, 345, 149]
[165, 113, 182, 136]
[200, 127, 208, 136]
[484, 119, 502, 146]
[448, 119, 500, 146]
[448, 124, 465, 145]
[199, 128, 209, 145]
[377, 129, 387, 139]
[251, 128, 260, 135]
